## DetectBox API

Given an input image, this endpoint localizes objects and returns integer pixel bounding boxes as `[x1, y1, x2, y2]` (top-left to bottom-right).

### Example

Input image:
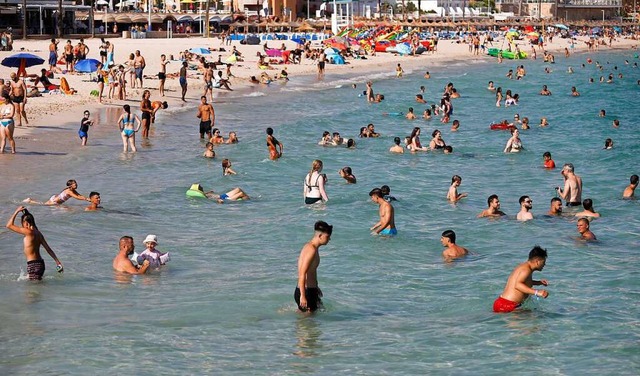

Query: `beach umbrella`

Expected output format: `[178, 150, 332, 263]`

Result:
[1, 52, 45, 68]
[74, 59, 101, 73]
[554, 24, 569, 30]
[323, 47, 338, 56]
[189, 47, 211, 55]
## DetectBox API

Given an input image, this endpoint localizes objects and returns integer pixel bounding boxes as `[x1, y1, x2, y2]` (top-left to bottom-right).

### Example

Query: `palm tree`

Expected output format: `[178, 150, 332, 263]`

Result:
[57, 0, 63, 37]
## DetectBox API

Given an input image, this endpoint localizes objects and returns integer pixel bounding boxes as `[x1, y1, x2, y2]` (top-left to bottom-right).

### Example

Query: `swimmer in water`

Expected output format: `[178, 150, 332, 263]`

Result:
[415, 94, 427, 104]
[571, 86, 580, 96]
[339, 166, 356, 184]
[487, 81, 495, 91]
[409, 127, 428, 152]
[23, 179, 90, 206]
[503, 128, 522, 153]
[406, 107, 417, 120]
[521, 117, 530, 130]
[612, 119, 620, 128]
[85, 191, 103, 211]
[599, 109, 606, 117]
[451, 119, 460, 132]
[623, 174, 638, 198]
[389, 137, 404, 154]
[547, 197, 563, 216]
[603, 138, 613, 149]
[539, 117, 549, 127]
[574, 199, 600, 218]
[203, 142, 216, 158]
[266, 127, 283, 160]
[136, 234, 170, 270]
[493, 246, 549, 313]
[478, 194, 506, 218]
[446, 175, 468, 203]
[576, 217, 596, 241]
[318, 131, 331, 146]
[369, 188, 397, 236]
[543, 151, 556, 168]
[440, 230, 469, 261]
[429, 129, 446, 150]
[539, 85, 552, 96]
[222, 159, 237, 175]
[516, 195, 534, 221]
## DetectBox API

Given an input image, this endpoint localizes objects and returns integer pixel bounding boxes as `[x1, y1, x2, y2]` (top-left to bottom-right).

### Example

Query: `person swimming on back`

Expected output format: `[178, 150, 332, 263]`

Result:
[24, 179, 90, 206]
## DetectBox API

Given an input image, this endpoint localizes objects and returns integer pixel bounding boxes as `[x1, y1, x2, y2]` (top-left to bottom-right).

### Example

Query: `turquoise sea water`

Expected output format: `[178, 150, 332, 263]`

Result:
[1, 50, 639, 374]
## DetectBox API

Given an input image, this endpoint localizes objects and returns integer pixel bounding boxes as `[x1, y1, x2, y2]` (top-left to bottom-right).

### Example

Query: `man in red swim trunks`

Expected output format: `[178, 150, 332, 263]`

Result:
[493, 246, 549, 313]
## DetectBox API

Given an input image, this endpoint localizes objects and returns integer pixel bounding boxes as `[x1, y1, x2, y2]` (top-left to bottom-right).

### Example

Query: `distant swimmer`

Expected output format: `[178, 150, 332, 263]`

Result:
[571, 86, 580, 96]
[543, 151, 556, 169]
[415, 94, 427, 104]
[222, 159, 237, 176]
[613, 119, 620, 128]
[339, 166, 356, 184]
[23, 179, 90, 206]
[446, 175, 468, 203]
[424, 71, 430, 79]
[517, 195, 534, 221]
[405, 107, 417, 120]
[539, 85, 552, 95]
[623, 174, 638, 198]
[493, 246, 549, 313]
[574, 199, 600, 218]
[603, 138, 614, 149]
[389, 137, 404, 154]
[576, 218, 597, 241]
[478, 194, 507, 218]
[440, 230, 469, 261]
[539, 117, 549, 127]
[380, 185, 397, 202]
[113, 236, 150, 275]
[6, 206, 64, 280]
[556, 163, 582, 206]
[190, 183, 250, 204]
[85, 192, 102, 211]
[266, 127, 283, 160]
[451, 119, 460, 132]
[503, 128, 522, 153]
[295, 220, 332, 313]
[203, 142, 215, 158]
[304, 160, 328, 204]
[409, 127, 428, 152]
[369, 188, 396, 236]
[487, 81, 495, 91]
[599, 109, 606, 117]
[429, 129, 446, 150]
[547, 197, 563, 216]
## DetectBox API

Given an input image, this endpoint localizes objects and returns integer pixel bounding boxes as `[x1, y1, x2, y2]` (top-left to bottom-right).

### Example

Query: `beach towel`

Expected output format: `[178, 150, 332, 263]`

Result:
[60, 77, 75, 95]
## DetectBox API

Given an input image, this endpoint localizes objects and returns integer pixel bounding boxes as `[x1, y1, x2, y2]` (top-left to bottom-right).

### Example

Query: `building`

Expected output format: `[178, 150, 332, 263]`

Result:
[496, 0, 622, 20]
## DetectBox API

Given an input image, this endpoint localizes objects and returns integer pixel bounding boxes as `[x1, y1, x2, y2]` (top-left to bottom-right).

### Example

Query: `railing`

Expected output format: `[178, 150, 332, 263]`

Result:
[496, 0, 555, 4]
[559, 0, 621, 5]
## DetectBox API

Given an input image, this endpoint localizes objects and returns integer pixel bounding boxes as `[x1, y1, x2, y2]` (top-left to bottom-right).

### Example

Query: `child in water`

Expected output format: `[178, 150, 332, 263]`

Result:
[136, 235, 170, 269]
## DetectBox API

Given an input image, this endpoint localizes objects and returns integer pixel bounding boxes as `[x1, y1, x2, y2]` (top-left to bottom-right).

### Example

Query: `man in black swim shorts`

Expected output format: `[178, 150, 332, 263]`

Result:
[295, 221, 333, 313]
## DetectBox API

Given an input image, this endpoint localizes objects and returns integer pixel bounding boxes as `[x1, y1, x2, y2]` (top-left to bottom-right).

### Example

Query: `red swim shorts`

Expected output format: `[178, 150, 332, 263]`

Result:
[493, 296, 521, 313]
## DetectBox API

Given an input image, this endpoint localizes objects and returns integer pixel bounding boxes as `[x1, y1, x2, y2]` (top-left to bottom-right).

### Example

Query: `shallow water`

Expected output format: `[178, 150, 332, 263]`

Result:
[1, 50, 639, 374]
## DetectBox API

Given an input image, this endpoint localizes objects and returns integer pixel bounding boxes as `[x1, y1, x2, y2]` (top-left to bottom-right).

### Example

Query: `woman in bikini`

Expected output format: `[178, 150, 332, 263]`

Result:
[429, 129, 446, 150]
[210, 128, 225, 144]
[23, 179, 89, 205]
[409, 127, 428, 152]
[117, 104, 141, 153]
[0, 93, 16, 154]
[303, 159, 329, 204]
[266, 127, 283, 160]
[504, 128, 523, 153]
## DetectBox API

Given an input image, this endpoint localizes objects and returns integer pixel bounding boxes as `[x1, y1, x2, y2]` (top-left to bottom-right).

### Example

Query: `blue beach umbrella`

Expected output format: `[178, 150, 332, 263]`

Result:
[554, 24, 569, 30]
[1, 53, 45, 68]
[74, 59, 101, 73]
[189, 47, 211, 55]
[291, 37, 304, 45]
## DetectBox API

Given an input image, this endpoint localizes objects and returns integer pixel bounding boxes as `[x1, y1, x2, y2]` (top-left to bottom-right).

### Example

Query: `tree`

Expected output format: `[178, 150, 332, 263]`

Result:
[57, 0, 62, 37]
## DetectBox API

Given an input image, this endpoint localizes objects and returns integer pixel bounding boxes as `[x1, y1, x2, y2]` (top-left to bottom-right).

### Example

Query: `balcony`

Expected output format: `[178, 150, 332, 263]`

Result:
[558, 0, 621, 7]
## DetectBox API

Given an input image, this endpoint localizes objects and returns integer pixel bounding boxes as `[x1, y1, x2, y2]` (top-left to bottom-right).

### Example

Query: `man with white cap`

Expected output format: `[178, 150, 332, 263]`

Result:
[136, 234, 170, 269]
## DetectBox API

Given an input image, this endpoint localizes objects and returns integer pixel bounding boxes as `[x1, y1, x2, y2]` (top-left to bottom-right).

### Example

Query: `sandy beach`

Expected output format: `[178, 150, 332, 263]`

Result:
[0, 32, 637, 145]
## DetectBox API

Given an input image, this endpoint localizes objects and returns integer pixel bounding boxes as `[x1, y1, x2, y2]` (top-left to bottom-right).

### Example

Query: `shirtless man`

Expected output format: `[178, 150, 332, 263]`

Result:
[317, 50, 326, 78]
[446, 175, 468, 203]
[440, 230, 469, 261]
[516, 195, 534, 221]
[9, 73, 28, 126]
[539, 85, 552, 96]
[158, 54, 168, 96]
[139, 90, 153, 138]
[576, 218, 597, 240]
[196, 96, 215, 139]
[478, 194, 506, 218]
[85, 191, 102, 211]
[547, 197, 563, 216]
[48, 38, 59, 72]
[6, 206, 64, 280]
[203, 63, 214, 102]
[556, 163, 582, 207]
[493, 246, 549, 313]
[365, 81, 374, 102]
[369, 188, 397, 236]
[179, 61, 188, 101]
[295, 221, 332, 313]
[133, 50, 146, 88]
[63, 40, 74, 72]
[151, 100, 168, 124]
[623, 174, 638, 198]
[113, 236, 150, 275]
[574, 199, 600, 218]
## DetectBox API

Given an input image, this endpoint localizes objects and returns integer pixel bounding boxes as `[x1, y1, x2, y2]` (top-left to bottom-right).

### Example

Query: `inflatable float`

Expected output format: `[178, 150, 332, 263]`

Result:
[490, 121, 516, 131]
[487, 48, 528, 60]
[186, 183, 207, 198]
